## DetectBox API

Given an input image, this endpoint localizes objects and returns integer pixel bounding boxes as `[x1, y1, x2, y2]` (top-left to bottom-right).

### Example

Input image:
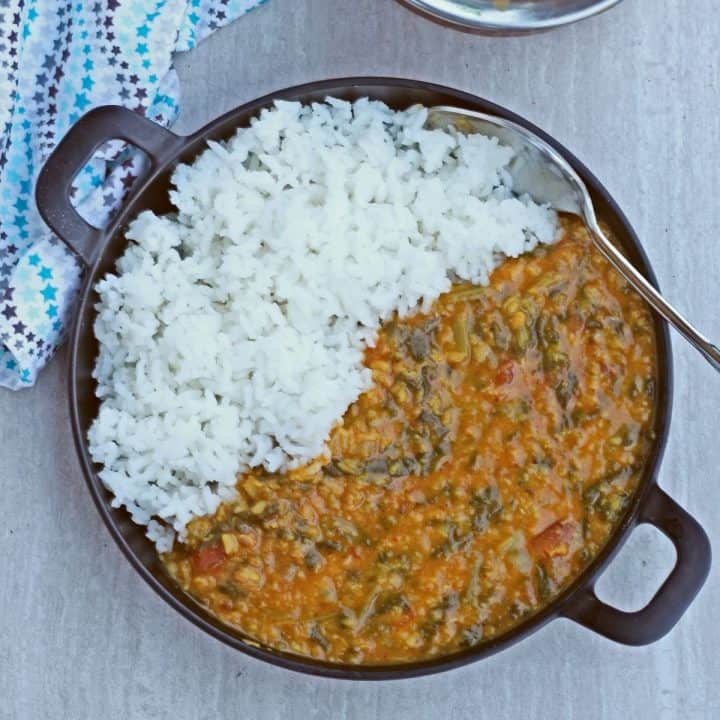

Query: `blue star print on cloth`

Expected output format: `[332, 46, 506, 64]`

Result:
[0, 0, 266, 390]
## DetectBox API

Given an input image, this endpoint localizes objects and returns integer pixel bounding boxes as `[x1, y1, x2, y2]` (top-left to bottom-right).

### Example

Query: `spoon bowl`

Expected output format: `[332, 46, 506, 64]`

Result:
[426, 105, 720, 372]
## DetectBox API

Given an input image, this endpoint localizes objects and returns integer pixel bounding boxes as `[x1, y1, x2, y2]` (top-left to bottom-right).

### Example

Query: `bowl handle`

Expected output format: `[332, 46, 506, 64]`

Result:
[561, 485, 711, 645]
[35, 106, 184, 266]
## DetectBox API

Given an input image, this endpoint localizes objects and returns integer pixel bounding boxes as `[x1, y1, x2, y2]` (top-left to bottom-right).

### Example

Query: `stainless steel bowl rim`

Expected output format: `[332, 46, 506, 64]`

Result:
[400, 0, 623, 32]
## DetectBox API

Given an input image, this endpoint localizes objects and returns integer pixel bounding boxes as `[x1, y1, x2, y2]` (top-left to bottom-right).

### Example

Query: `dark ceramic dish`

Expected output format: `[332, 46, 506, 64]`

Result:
[36, 78, 710, 680]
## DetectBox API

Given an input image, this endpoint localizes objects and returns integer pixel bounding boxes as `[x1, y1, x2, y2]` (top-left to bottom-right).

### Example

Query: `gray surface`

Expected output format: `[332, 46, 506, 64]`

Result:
[2, 0, 719, 718]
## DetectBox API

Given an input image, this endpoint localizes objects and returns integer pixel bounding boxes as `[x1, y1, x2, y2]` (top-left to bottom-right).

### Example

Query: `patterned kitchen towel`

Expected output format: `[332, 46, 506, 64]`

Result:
[0, 0, 267, 390]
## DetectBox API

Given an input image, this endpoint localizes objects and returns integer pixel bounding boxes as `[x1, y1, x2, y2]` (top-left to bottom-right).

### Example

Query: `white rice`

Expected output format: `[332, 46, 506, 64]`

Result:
[88, 98, 558, 550]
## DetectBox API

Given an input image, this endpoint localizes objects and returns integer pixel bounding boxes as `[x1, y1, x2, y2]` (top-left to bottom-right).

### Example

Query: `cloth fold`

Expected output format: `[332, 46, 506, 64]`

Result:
[0, 0, 266, 390]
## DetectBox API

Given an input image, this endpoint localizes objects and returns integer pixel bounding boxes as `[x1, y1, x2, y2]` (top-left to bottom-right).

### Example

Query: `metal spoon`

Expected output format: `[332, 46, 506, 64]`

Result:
[426, 106, 720, 373]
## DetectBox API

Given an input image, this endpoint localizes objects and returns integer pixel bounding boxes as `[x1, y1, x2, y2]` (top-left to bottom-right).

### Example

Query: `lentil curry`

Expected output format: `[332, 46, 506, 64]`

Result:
[162, 217, 657, 665]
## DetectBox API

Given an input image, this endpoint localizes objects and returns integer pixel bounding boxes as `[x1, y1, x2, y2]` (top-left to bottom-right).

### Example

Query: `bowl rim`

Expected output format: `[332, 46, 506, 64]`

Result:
[394, 0, 624, 34]
[67, 76, 673, 679]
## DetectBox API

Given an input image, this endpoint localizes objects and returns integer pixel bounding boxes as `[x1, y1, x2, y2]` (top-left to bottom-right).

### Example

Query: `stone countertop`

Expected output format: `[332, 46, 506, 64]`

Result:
[2, 1, 718, 718]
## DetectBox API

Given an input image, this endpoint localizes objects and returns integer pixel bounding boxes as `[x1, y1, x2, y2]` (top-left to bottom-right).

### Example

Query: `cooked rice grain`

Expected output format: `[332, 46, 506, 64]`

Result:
[88, 98, 558, 549]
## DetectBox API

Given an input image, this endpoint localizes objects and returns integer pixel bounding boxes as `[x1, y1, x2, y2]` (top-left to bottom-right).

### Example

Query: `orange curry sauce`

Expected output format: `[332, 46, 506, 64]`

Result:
[162, 217, 657, 664]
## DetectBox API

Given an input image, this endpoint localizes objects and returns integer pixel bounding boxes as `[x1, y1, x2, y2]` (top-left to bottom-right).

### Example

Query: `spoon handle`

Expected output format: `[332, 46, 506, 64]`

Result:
[589, 222, 720, 373]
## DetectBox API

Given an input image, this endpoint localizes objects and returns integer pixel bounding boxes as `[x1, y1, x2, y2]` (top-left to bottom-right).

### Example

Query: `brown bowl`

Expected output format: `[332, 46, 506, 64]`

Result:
[36, 78, 711, 679]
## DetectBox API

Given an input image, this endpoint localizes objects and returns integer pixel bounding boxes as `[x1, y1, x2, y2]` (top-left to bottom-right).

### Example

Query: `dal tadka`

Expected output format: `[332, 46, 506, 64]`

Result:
[162, 217, 657, 664]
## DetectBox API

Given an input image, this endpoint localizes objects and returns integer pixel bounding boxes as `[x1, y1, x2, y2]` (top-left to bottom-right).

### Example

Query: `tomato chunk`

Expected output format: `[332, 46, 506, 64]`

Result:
[191, 542, 226, 573]
[530, 521, 576, 557]
[494, 361, 515, 386]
